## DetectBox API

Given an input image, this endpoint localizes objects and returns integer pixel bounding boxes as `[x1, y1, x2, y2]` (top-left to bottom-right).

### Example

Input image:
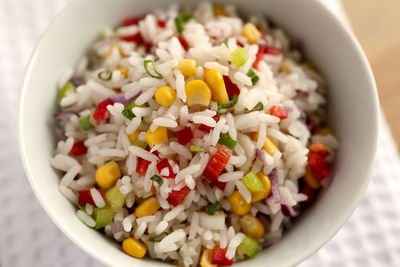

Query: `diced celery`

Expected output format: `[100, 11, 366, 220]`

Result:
[241, 172, 265, 193]
[105, 187, 124, 211]
[79, 115, 94, 131]
[92, 206, 115, 229]
[237, 235, 261, 258]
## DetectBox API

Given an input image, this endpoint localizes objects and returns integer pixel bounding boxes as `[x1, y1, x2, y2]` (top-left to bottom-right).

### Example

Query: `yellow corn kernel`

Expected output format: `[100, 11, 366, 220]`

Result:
[200, 249, 217, 267]
[214, 5, 228, 17]
[177, 59, 197, 77]
[203, 69, 229, 105]
[122, 238, 147, 258]
[103, 44, 126, 59]
[252, 133, 279, 156]
[155, 86, 176, 107]
[239, 214, 265, 239]
[304, 165, 320, 189]
[111, 68, 129, 78]
[279, 60, 292, 74]
[242, 23, 261, 45]
[185, 80, 212, 107]
[95, 160, 121, 189]
[317, 128, 333, 136]
[228, 190, 251, 215]
[135, 197, 160, 218]
[251, 172, 271, 202]
[126, 130, 140, 144]
[145, 126, 168, 147]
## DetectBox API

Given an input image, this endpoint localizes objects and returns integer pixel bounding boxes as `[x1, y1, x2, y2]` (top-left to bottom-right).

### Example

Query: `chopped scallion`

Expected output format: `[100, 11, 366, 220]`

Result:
[144, 60, 163, 79]
[122, 108, 135, 120]
[149, 232, 169, 242]
[220, 40, 228, 47]
[244, 102, 264, 113]
[218, 94, 238, 110]
[230, 47, 248, 67]
[218, 133, 237, 150]
[205, 201, 221, 215]
[174, 13, 195, 34]
[150, 175, 164, 186]
[59, 82, 76, 98]
[246, 69, 259, 85]
[98, 70, 112, 81]
[79, 115, 94, 131]
[190, 145, 205, 153]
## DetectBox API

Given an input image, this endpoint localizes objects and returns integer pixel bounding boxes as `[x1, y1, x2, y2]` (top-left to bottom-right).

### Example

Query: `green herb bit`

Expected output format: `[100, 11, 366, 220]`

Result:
[122, 108, 135, 120]
[144, 60, 163, 79]
[230, 47, 248, 67]
[246, 69, 260, 86]
[150, 175, 164, 186]
[98, 70, 113, 81]
[220, 40, 228, 47]
[218, 94, 238, 110]
[190, 145, 205, 153]
[149, 232, 169, 242]
[174, 13, 195, 34]
[132, 139, 148, 149]
[244, 102, 264, 113]
[205, 201, 221, 215]
[59, 82, 76, 98]
[218, 133, 237, 150]
[79, 115, 94, 131]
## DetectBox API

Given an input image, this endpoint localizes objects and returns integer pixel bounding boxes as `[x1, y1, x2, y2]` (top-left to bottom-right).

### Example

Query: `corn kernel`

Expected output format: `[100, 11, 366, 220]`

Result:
[251, 172, 271, 202]
[228, 190, 251, 215]
[203, 69, 229, 105]
[252, 133, 279, 156]
[177, 59, 197, 77]
[127, 130, 140, 144]
[122, 238, 147, 258]
[239, 214, 265, 239]
[242, 23, 261, 45]
[200, 249, 217, 267]
[155, 86, 176, 107]
[95, 160, 121, 189]
[135, 197, 160, 218]
[304, 165, 320, 189]
[317, 128, 334, 136]
[103, 44, 126, 59]
[214, 5, 228, 17]
[279, 60, 292, 74]
[185, 80, 212, 107]
[145, 126, 168, 147]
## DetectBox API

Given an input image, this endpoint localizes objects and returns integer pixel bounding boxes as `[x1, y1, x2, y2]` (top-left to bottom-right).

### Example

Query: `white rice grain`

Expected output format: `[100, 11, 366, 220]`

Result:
[218, 171, 243, 182]
[90, 188, 105, 208]
[77, 210, 96, 228]
[129, 146, 159, 162]
[164, 204, 185, 222]
[235, 180, 251, 203]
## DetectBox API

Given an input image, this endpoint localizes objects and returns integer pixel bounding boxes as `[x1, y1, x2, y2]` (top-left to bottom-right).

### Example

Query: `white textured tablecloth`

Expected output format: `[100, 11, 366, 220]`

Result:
[1, 0, 400, 266]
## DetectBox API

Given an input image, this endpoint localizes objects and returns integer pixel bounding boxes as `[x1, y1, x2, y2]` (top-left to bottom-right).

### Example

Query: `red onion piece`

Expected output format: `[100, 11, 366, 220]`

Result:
[70, 77, 84, 87]
[53, 110, 78, 119]
[268, 168, 280, 203]
[111, 220, 124, 233]
[262, 231, 282, 248]
[110, 92, 141, 105]
[280, 203, 299, 218]
[256, 149, 265, 162]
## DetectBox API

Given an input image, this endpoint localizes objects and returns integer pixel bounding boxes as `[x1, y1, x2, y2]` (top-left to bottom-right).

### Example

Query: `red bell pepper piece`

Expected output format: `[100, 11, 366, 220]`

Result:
[307, 152, 331, 181]
[253, 46, 264, 70]
[122, 32, 145, 44]
[269, 106, 288, 120]
[198, 116, 219, 133]
[214, 181, 227, 190]
[78, 190, 105, 205]
[156, 159, 175, 178]
[223, 76, 240, 99]
[177, 36, 189, 51]
[123, 17, 141, 26]
[157, 20, 166, 28]
[71, 141, 87, 157]
[264, 46, 280, 55]
[136, 157, 151, 175]
[300, 186, 317, 205]
[236, 41, 244, 47]
[309, 141, 330, 157]
[93, 98, 114, 122]
[167, 186, 191, 206]
[211, 246, 234, 266]
[176, 127, 194, 145]
[203, 146, 232, 182]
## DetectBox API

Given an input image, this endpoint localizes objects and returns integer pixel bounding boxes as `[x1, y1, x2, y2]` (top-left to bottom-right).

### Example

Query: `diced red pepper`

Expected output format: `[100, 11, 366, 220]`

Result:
[307, 153, 326, 171]
[300, 186, 317, 205]
[260, 31, 268, 43]
[177, 36, 189, 51]
[167, 186, 191, 206]
[264, 46, 280, 55]
[156, 159, 175, 178]
[157, 20, 166, 28]
[123, 17, 141, 26]
[122, 32, 145, 44]
[223, 76, 240, 98]
[78, 190, 105, 205]
[70, 141, 87, 157]
[93, 98, 114, 122]
[176, 127, 194, 145]
[236, 41, 244, 47]
[309, 141, 330, 157]
[136, 157, 151, 175]
[198, 116, 219, 133]
[253, 46, 264, 70]
[307, 152, 331, 181]
[214, 181, 227, 190]
[211, 246, 234, 266]
[269, 106, 288, 120]
[203, 146, 232, 182]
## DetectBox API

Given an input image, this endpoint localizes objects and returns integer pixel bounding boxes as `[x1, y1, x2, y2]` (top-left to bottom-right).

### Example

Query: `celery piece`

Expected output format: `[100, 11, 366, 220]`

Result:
[237, 235, 261, 258]
[105, 187, 124, 211]
[92, 206, 114, 229]
[241, 172, 265, 193]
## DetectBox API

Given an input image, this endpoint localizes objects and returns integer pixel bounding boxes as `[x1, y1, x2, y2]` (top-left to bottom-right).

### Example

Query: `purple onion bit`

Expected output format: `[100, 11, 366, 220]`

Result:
[280, 203, 299, 218]
[111, 220, 124, 234]
[53, 110, 78, 119]
[69, 77, 84, 87]
[268, 168, 280, 204]
[295, 89, 308, 98]
[110, 92, 141, 105]
[256, 149, 266, 162]
[262, 232, 282, 248]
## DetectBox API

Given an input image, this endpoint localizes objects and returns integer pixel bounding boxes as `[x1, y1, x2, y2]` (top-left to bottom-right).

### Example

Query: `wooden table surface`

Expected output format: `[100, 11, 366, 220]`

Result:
[342, 0, 400, 147]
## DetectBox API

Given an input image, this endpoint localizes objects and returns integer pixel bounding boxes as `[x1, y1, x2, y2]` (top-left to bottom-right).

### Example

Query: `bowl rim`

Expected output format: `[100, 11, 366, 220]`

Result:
[17, 0, 379, 266]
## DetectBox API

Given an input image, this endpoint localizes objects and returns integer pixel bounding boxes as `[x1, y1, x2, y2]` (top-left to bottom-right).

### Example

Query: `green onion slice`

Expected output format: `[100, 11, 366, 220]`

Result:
[174, 13, 195, 34]
[218, 94, 238, 110]
[79, 115, 94, 131]
[220, 40, 228, 47]
[122, 108, 135, 120]
[144, 60, 163, 79]
[190, 145, 205, 153]
[230, 47, 248, 67]
[246, 69, 260, 86]
[59, 82, 76, 98]
[150, 175, 164, 186]
[205, 201, 221, 215]
[245, 102, 264, 113]
[149, 232, 169, 242]
[218, 133, 237, 150]
[98, 70, 113, 81]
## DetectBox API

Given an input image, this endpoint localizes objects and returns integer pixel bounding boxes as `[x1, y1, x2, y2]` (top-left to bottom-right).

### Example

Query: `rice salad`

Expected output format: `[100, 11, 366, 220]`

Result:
[51, 2, 339, 266]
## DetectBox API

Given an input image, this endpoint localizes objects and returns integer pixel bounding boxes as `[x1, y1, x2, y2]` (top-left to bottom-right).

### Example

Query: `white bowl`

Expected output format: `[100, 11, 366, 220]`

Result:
[18, 0, 379, 266]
